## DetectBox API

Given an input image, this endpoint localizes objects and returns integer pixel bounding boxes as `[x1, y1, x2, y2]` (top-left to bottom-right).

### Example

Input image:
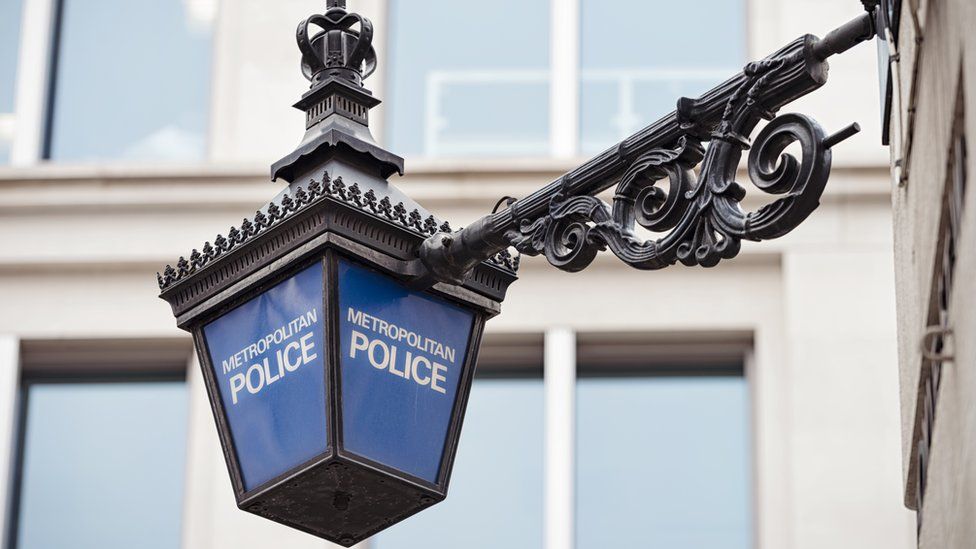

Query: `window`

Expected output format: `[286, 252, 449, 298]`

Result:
[0, 0, 25, 163]
[13, 380, 188, 549]
[580, 0, 746, 154]
[46, 0, 214, 162]
[915, 102, 967, 530]
[387, 0, 745, 159]
[373, 331, 752, 547]
[387, 0, 550, 157]
[574, 334, 752, 548]
[374, 334, 545, 548]
[576, 376, 752, 548]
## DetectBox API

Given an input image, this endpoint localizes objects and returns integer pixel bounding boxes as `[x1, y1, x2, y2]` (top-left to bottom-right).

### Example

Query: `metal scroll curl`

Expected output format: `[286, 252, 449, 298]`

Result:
[416, 13, 871, 286]
[507, 111, 834, 273]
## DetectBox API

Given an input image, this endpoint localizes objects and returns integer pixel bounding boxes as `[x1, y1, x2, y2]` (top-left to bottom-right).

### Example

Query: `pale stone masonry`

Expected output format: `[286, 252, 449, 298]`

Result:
[886, 0, 976, 546]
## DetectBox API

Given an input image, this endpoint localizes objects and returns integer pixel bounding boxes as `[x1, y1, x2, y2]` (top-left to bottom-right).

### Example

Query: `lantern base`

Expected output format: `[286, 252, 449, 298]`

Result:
[239, 456, 444, 547]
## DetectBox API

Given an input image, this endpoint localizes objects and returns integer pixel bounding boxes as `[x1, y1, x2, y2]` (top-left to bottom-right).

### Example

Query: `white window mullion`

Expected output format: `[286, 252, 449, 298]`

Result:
[545, 327, 576, 549]
[0, 335, 20, 543]
[180, 352, 218, 549]
[549, 0, 580, 159]
[10, 0, 57, 165]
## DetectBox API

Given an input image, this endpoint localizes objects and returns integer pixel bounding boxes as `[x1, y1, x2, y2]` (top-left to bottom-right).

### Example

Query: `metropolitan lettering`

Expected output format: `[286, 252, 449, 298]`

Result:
[220, 309, 320, 404]
[346, 307, 456, 363]
[346, 307, 453, 394]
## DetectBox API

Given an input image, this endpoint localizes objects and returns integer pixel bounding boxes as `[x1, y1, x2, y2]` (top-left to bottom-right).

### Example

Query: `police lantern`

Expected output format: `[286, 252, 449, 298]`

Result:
[156, 2, 518, 545]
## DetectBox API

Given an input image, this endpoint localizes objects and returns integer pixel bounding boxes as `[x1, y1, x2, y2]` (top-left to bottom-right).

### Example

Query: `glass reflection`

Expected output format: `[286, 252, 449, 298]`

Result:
[16, 381, 188, 549]
[580, 0, 745, 153]
[0, 0, 25, 164]
[577, 376, 752, 548]
[388, 0, 549, 157]
[48, 0, 213, 162]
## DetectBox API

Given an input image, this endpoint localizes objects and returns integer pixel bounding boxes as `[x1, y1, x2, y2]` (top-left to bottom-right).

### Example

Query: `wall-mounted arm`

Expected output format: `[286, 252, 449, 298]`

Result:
[416, 11, 876, 286]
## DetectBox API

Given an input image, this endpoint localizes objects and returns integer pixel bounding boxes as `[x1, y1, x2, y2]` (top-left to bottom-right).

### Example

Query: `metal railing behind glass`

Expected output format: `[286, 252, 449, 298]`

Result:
[423, 67, 734, 157]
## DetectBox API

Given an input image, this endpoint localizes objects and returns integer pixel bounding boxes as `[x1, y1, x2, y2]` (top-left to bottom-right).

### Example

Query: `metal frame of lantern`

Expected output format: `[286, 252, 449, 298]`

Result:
[320, 250, 489, 497]
[161, 169, 517, 545]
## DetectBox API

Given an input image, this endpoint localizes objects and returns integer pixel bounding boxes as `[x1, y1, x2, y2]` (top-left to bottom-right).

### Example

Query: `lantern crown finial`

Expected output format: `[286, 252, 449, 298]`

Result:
[297, 0, 375, 88]
[273, 0, 403, 183]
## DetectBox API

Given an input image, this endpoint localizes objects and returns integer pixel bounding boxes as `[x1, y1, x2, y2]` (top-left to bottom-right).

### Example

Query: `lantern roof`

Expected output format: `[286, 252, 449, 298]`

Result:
[157, 0, 519, 314]
[156, 172, 519, 312]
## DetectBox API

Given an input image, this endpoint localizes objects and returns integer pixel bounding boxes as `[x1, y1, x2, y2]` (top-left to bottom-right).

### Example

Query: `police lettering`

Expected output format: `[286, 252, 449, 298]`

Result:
[349, 330, 448, 394]
[228, 332, 318, 404]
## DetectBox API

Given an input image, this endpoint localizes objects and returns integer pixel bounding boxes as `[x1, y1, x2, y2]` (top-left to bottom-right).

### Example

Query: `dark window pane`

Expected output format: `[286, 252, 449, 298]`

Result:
[577, 376, 752, 548]
[48, 0, 213, 162]
[374, 379, 543, 548]
[580, 0, 745, 153]
[388, 0, 549, 157]
[16, 382, 188, 549]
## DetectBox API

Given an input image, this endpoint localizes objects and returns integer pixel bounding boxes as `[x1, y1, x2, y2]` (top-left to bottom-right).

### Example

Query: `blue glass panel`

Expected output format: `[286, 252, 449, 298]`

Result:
[16, 382, 187, 549]
[204, 263, 328, 491]
[388, 0, 549, 157]
[48, 0, 212, 161]
[577, 376, 752, 549]
[373, 379, 544, 548]
[580, 0, 746, 153]
[338, 260, 474, 483]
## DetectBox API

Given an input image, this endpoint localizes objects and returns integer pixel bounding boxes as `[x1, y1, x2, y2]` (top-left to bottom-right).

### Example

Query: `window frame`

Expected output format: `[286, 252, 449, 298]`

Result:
[6, 0, 753, 165]
[576, 0, 748, 156]
[381, 0, 750, 163]
[542, 329, 754, 549]
[6, 0, 56, 166]
[5, 0, 215, 166]
[5, 338, 192, 549]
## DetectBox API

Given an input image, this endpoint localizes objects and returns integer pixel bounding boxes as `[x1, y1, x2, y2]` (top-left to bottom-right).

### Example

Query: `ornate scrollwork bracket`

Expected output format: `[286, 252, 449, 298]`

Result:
[508, 107, 860, 274]
[417, 10, 876, 285]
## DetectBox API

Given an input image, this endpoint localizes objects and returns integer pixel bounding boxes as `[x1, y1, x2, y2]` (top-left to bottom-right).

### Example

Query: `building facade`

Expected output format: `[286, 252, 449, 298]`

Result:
[0, 1, 914, 548]
[882, 0, 976, 547]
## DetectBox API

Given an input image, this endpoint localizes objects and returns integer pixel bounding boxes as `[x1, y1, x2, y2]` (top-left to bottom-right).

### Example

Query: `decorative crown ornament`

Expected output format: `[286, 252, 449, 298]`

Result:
[271, 0, 402, 183]
[297, 0, 376, 87]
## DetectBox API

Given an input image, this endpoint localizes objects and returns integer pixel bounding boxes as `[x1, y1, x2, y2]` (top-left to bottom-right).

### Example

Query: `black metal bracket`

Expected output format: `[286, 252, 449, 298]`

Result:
[416, 11, 876, 286]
